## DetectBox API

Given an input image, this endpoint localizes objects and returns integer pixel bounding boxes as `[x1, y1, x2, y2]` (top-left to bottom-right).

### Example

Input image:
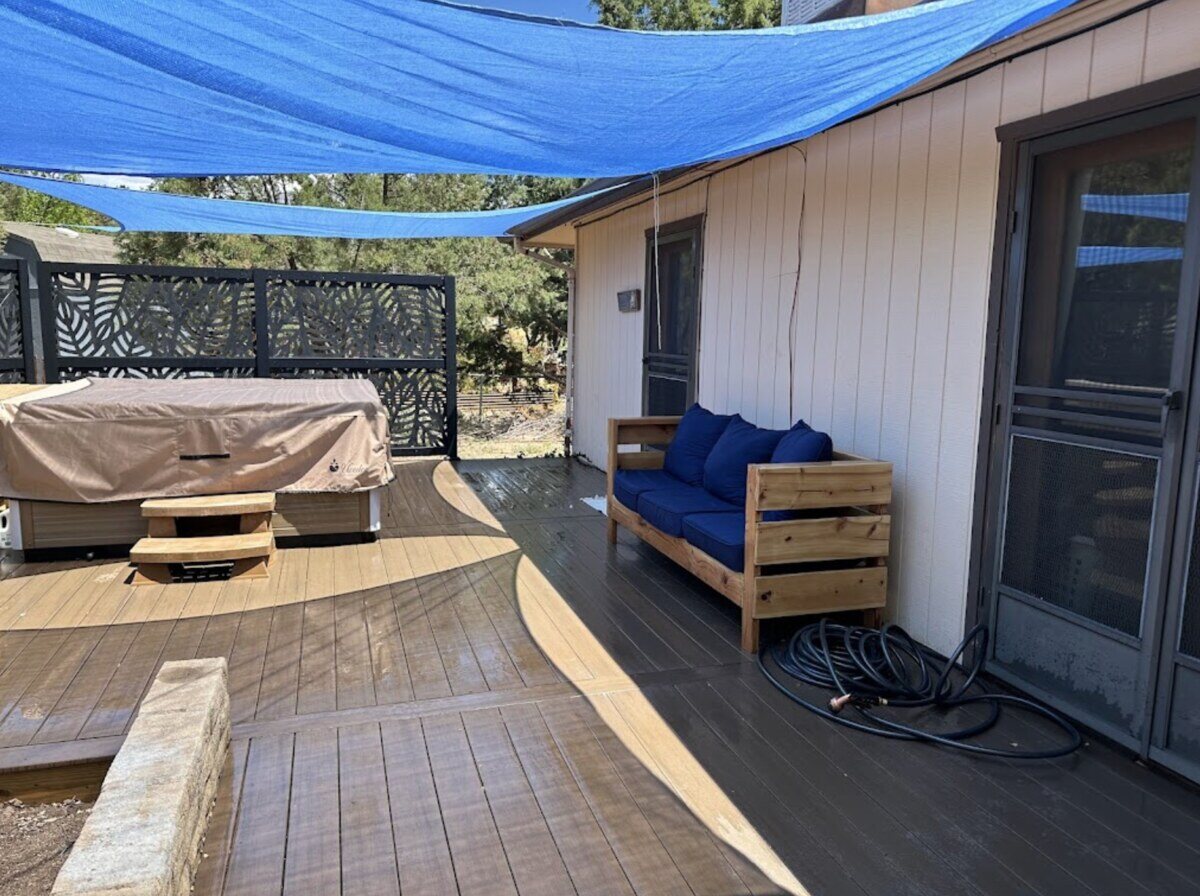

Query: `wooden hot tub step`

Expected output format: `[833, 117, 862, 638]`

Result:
[142, 492, 276, 517]
[130, 532, 274, 585]
[140, 492, 276, 537]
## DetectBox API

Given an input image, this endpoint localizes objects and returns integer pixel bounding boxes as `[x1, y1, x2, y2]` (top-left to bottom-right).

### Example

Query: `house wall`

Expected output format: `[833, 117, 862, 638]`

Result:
[571, 0, 1199, 654]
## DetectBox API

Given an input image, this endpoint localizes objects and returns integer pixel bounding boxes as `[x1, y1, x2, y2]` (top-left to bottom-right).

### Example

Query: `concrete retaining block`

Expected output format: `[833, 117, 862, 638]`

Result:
[52, 658, 230, 896]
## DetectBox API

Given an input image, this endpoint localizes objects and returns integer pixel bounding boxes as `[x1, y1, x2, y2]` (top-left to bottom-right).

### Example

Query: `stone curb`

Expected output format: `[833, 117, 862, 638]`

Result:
[52, 658, 230, 896]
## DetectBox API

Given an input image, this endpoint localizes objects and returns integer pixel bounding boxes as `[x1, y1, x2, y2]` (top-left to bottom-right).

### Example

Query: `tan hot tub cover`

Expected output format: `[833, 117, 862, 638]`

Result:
[0, 378, 394, 503]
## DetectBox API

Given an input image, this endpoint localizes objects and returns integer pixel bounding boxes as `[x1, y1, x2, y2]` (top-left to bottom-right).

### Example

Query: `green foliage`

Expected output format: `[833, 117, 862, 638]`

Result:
[0, 173, 105, 228]
[590, 0, 779, 30]
[115, 173, 581, 384]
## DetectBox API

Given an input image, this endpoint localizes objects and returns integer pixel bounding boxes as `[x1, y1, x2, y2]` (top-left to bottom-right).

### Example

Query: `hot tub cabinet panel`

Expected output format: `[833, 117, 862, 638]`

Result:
[8, 489, 381, 551]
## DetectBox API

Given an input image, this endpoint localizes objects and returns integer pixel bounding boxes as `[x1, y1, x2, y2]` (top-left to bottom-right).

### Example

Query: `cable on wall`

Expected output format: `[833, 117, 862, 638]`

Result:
[787, 144, 808, 422]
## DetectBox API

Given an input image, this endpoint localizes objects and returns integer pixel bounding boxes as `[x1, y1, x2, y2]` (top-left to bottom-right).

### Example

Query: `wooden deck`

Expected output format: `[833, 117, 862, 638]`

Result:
[2, 458, 1200, 895]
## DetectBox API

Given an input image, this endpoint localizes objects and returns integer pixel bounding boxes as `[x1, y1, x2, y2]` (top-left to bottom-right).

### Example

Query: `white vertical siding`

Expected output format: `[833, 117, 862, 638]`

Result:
[569, 0, 1199, 654]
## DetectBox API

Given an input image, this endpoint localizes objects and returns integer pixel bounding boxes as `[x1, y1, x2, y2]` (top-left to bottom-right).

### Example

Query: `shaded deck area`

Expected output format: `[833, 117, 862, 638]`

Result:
[2, 459, 1199, 895]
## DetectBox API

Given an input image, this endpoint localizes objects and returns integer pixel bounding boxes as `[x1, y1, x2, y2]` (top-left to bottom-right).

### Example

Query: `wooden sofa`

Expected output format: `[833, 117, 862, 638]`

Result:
[606, 415, 892, 652]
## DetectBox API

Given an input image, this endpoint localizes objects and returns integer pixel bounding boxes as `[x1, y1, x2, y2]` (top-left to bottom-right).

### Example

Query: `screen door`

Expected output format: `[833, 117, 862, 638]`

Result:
[643, 216, 703, 416]
[985, 101, 1200, 770]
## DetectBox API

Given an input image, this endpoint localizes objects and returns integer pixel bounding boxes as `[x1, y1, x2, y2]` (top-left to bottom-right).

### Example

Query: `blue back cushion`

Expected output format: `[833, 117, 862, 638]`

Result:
[663, 404, 733, 486]
[771, 421, 833, 465]
[764, 421, 834, 521]
[702, 415, 785, 506]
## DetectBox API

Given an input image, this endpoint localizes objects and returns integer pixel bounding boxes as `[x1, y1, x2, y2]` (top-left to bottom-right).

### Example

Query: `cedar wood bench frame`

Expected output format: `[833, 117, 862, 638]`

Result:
[606, 415, 892, 652]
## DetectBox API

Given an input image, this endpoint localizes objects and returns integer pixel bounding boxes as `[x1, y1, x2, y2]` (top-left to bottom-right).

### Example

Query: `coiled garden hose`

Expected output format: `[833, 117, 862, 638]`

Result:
[758, 619, 1082, 759]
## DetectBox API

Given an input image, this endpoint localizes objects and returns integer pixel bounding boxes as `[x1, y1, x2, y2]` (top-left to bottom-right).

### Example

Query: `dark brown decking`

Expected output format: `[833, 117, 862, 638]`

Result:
[2, 458, 1200, 895]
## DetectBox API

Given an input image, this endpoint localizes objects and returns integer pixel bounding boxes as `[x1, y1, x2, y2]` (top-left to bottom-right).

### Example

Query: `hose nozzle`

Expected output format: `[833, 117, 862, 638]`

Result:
[829, 694, 854, 714]
[829, 693, 888, 714]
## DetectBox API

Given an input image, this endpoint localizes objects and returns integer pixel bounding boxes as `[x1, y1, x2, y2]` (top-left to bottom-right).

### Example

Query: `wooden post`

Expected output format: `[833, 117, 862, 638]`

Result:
[606, 418, 619, 544]
[741, 466, 762, 653]
[863, 502, 890, 629]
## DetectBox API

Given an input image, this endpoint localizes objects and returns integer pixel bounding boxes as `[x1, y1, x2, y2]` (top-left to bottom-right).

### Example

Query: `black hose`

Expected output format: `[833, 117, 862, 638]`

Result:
[758, 618, 1082, 759]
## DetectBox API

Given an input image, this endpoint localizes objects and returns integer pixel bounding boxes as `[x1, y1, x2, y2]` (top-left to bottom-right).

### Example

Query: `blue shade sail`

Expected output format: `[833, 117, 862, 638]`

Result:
[0, 173, 608, 237]
[0, 0, 1076, 178]
[1076, 246, 1186, 268]
[1082, 193, 1191, 223]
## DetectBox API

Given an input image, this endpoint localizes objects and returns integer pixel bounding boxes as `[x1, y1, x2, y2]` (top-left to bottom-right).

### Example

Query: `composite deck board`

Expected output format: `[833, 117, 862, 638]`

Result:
[678, 677, 977, 896]
[403, 537, 490, 696]
[192, 739, 250, 896]
[227, 607, 273, 723]
[221, 734, 293, 896]
[518, 520, 713, 671]
[254, 603, 304, 721]
[711, 676, 1065, 896]
[549, 518, 738, 667]
[338, 722, 402, 896]
[422, 712, 519, 896]
[499, 700, 638, 896]
[539, 697, 695, 896]
[506, 521, 661, 675]
[30, 623, 141, 745]
[729, 674, 1145, 896]
[296, 598, 338, 716]
[281, 728, 341, 896]
[461, 707, 579, 896]
[579, 700, 768, 896]
[379, 718, 460, 896]
[1, 458, 1198, 896]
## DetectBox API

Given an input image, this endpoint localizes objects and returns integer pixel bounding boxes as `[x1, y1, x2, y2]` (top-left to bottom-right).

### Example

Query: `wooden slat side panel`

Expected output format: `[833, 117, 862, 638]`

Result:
[751, 462, 893, 512]
[753, 567, 887, 619]
[615, 450, 665, 471]
[612, 423, 679, 444]
[755, 515, 891, 565]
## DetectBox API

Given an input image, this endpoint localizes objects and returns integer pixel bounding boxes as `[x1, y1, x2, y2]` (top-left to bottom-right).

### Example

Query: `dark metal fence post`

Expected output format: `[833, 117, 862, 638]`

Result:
[253, 270, 270, 378]
[15, 260, 37, 383]
[38, 262, 59, 383]
[444, 276, 458, 459]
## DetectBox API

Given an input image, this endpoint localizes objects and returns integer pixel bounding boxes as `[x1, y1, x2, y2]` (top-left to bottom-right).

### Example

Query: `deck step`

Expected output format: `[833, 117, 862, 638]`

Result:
[131, 532, 273, 564]
[141, 492, 276, 518]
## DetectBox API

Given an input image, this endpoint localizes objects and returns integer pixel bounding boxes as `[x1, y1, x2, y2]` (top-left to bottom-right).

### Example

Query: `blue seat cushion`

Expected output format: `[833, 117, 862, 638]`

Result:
[702, 415, 786, 506]
[765, 421, 834, 521]
[682, 512, 746, 572]
[637, 487, 739, 538]
[663, 404, 733, 486]
[612, 469, 684, 511]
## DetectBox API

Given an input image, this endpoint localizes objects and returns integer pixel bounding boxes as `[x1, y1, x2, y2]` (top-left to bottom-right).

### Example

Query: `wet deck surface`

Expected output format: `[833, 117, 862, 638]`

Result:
[2, 458, 1200, 895]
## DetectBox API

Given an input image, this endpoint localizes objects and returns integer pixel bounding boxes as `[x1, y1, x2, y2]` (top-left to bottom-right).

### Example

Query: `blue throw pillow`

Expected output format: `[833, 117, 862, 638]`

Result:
[702, 415, 785, 506]
[771, 420, 833, 465]
[663, 404, 733, 486]
[765, 421, 834, 521]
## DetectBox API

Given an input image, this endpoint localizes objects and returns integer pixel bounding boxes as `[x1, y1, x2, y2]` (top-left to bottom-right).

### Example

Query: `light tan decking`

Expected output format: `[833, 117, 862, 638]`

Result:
[1, 459, 1198, 896]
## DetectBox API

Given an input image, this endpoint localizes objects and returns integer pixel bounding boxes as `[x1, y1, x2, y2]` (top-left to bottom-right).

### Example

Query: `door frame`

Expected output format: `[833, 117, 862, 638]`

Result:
[970, 69, 1200, 761]
[642, 214, 705, 415]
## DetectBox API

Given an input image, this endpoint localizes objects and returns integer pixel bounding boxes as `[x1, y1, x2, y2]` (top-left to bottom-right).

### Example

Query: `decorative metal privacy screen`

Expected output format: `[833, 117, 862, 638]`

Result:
[40, 262, 456, 456]
[0, 259, 33, 383]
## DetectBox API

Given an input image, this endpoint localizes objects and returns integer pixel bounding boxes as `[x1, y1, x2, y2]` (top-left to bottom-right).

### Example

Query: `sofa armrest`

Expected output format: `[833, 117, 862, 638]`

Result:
[608, 416, 681, 446]
[744, 457, 893, 575]
[607, 416, 680, 492]
[746, 458, 892, 515]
